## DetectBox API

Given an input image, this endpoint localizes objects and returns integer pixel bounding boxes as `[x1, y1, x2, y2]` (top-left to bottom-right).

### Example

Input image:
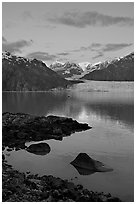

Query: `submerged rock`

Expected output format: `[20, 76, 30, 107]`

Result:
[70, 153, 113, 175]
[26, 143, 51, 155]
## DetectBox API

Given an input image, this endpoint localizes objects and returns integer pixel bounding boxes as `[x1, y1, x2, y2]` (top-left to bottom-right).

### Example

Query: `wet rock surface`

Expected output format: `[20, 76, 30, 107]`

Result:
[2, 112, 91, 149]
[71, 153, 113, 175]
[26, 143, 51, 155]
[2, 159, 121, 202]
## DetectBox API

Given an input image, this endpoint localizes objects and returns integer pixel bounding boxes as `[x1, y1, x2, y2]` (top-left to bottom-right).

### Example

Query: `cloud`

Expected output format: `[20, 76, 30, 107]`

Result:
[71, 43, 102, 52]
[48, 11, 133, 28]
[91, 43, 102, 48]
[58, 52, 69, 56]
[92, 52, 104, 59]
[22, 11, 33, 21]
[70, 42, 133, 61]
[102, 43, 133, 52]
[26, 51, 56, 61]
[92, 43, 132, 60]
[3, 21, 17, 30]
[2, 36, 7, 42]
[71, 46, 92, 52]
[72, 42, 133, 53]
[35, 24, 56, 30]
[2, 37, 32, 53]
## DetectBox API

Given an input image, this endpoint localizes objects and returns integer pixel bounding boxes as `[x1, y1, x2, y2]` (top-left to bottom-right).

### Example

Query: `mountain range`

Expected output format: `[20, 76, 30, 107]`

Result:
[50, 52, 134, 81]
[82, 52, 134, 81]
[2, 51, 70, 91]
[2, 51, 134, 91]
[50, 61, 83, 79]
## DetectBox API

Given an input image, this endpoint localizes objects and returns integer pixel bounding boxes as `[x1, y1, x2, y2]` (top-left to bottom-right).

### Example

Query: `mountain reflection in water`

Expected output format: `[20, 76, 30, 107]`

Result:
[2, 89, 133, 131]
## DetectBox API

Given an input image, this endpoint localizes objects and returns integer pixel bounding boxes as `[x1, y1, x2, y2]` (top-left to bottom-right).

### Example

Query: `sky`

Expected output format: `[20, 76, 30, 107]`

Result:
[2, 2, 134, 65]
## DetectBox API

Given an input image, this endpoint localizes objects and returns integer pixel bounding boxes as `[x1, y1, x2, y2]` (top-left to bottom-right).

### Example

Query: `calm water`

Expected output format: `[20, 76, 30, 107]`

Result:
[3, 81, 134, 201]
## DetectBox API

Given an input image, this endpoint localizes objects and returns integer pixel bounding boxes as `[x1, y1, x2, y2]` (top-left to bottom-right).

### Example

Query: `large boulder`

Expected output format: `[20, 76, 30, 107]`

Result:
[70, 153, 113, 175]
[26, 143, 51, 155]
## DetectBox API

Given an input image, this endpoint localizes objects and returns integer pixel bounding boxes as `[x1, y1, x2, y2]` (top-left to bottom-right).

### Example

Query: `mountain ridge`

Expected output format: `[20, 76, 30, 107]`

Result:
[2, 51, 71, 91]
[50, 61, 83, 78]
[81, 52, 134, 81]
[49, 52, 134, 80]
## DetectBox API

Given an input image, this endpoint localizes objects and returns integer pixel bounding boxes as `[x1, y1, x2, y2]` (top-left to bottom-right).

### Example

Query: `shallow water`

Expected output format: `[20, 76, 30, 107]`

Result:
[3, 81, 134, 201]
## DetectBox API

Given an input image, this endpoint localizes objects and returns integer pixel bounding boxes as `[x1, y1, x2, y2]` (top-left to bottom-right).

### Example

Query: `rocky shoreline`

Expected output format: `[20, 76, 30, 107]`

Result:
[2, 112, 121, 202]
[2, 158, 121, 202]
[2, 112, 91, 149]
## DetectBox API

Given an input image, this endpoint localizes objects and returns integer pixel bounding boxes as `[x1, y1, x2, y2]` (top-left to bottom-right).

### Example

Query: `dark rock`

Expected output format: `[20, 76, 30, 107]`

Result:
[52, 189, 61, 199]
[76, 184, 83, 190]
[40, 192, 49, 200]
[83, 189, 90, 195]
[3, 112, 91, 149]
[2, 159, 121, 202]
[7, 148, 13, 152]
[15, 147, 21, 151]
[24, 179, 37, 189]
[2, 154, 5, 161]
[45, 195, 53, 202]
[107, 197, 121, 202]
[71, 153, 113, 175]
[66, 198, 74, 201]
[107, 193, 111, 197]
[17, 132, 28, 139]
[62, 189, 69, 196]
[77, 193, 89, 202]
[26, 171, 30, 174]
[26, 143, 51, 155]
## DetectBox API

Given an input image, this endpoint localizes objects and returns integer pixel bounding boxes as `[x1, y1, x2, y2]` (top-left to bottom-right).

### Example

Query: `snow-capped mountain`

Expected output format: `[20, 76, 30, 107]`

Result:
[82, 52, 134, 81]
[50, 61, 65, 69]
[79, 62, 91, 72]
[50, 52, 134, 80]
[2, 51, 70, 91]
[50, 61, 83, 79]
[86, 60, 110, 73]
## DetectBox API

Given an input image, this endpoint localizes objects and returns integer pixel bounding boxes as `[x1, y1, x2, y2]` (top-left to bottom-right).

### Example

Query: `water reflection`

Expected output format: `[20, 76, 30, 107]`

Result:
[70, 153, 113, 176]
[2, 92, 68, 116]
[2, 88, 134, 130]
[71, 165, 96, 175]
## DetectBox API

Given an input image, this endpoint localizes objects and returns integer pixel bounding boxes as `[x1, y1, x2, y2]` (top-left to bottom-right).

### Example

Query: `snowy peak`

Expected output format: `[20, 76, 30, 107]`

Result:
[50, 61, 65, 69]
[2, 51, 49, 68]
[49, 61, 83, 78]
[63, 62, 81, 69]
[82, 52, 134, 81]
[85, 52, 134, 73]
[79, 62, 91, 71]
[2, 51, 70, 91]
[49, 52, 134, 79]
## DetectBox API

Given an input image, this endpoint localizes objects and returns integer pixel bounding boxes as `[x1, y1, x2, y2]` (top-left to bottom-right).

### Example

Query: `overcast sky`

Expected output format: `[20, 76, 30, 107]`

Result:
[2, 2, 134, 65]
